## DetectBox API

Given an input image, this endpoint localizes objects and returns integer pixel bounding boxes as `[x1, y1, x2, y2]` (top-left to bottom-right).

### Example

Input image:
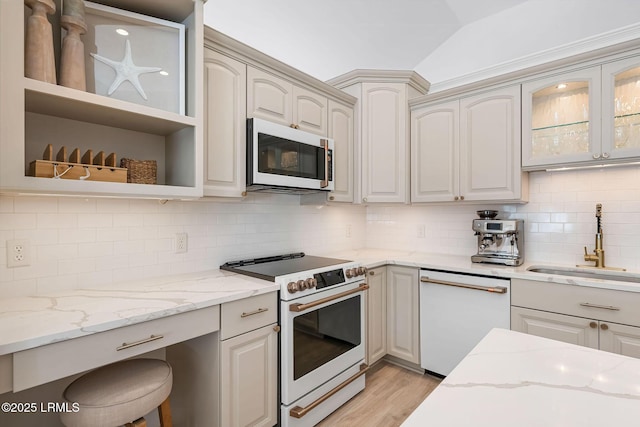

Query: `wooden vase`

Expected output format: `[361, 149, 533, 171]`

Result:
[60, 15, 88, 91]
[24, 0, 57, 84]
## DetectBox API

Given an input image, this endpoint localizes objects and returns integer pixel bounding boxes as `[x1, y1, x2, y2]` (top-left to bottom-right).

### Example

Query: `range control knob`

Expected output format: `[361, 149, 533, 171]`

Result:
[305, 278, 317, 289]
[287, 281, 299, 293]
[346, 268, 355, 278]
[357, 267, 366, 276]
[297, 279, 307, 290]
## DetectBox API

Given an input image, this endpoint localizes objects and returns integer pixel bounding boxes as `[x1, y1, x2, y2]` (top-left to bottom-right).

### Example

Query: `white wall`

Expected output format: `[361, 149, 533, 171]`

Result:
[366, 165, 640, 270]
[2, 165, 639, 298]
[0, 194, 366, 297]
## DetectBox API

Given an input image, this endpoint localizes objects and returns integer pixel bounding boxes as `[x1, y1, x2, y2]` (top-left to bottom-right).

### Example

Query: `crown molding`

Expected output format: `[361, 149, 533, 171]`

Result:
[203, 26, 357, 105]
[326, 69, 431, 95]
[427, 23, 640, 94]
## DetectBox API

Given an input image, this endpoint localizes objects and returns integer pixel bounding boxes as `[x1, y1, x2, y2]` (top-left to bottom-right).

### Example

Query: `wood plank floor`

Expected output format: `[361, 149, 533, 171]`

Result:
[317, 361, 442, 427]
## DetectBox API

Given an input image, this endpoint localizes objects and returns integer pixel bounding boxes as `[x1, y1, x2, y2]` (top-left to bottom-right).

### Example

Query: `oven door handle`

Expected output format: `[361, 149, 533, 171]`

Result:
[290, 363, 369, 418]
[320, 138, 329, 188]
[289, 283, 369, 312]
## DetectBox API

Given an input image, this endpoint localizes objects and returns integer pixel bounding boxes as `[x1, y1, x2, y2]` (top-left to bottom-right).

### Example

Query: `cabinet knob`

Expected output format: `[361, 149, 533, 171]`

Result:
[454, 196, 459, 201]
[363, 197, 368, 203]
[241, 191, 247, 197]
[593, 153, 602, 159]
[369, 271, 375, 276]
[460, 196, 465, 201]
[329, 196, 335, 201]
[273, 325, 281, 333]
[602, 152, 610, 159]
[600, 323, 609, 331]
[589, 321, 597, 328]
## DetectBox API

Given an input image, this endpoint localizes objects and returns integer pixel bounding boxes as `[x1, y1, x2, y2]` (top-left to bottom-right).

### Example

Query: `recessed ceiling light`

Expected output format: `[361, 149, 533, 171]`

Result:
[116, 28, 129, 36]
[556, 83, 567, 89]
[159, 71, 169, 76]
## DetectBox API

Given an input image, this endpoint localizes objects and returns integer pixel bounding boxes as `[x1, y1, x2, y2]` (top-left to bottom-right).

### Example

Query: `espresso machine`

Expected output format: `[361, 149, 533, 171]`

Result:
[471, 210, 524, 266]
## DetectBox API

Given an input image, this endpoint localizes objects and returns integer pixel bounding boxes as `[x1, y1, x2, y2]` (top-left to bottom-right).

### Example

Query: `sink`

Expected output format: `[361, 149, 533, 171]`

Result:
[526, 265, 640, 283]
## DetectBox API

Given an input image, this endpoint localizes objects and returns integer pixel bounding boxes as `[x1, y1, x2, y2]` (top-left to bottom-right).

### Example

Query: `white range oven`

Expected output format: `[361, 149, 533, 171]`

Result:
[221, 253, 368, 427]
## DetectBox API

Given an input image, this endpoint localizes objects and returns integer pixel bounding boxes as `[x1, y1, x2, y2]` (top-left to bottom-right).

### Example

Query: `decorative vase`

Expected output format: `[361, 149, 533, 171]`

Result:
[24, 0, 57, 84]
[60, 0, 88, 91]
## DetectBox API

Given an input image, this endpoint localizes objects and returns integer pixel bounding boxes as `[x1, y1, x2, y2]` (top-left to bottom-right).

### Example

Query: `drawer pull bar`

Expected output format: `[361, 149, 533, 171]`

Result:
[241, 307, 269, 318]
[420, 277, 508, 294]
[579, 302, 620, 311]
[289, 284, 369, 312]
[290, 363, 368, 418]
[116, 334, 164, 351]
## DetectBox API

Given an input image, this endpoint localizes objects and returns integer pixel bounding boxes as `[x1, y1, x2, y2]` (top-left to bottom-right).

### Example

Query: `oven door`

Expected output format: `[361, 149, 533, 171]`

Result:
[248, 118, 334, 191]
[281, 281, 366, 405]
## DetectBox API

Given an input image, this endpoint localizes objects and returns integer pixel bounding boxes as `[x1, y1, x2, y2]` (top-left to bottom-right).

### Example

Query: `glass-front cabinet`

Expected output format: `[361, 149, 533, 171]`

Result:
[522, 56, 640, 170]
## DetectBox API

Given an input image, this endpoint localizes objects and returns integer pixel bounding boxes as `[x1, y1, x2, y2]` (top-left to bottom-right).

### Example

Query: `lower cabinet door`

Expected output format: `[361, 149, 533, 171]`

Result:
[386, 266, 420, 363]
[599, 322, 640, 359]
[511, 306, 599, 349]
[367, 266, 387, 365]
[220, 324, 278, 427]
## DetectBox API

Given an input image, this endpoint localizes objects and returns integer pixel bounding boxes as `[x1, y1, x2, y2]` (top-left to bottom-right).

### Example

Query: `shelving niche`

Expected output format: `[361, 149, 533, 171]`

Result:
[0, 0, 204, 198]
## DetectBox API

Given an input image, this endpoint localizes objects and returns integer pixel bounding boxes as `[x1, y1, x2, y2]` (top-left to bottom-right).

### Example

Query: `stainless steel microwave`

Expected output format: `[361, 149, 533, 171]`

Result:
[247, 118, 335, 193]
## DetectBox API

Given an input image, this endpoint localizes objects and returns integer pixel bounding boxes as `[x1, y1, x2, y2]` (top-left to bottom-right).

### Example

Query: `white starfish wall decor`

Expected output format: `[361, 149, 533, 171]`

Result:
[91, 39, 162, 100]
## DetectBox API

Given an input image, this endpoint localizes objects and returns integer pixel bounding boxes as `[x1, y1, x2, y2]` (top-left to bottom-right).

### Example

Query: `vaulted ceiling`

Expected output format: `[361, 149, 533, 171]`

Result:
[204, 0, 640, 91]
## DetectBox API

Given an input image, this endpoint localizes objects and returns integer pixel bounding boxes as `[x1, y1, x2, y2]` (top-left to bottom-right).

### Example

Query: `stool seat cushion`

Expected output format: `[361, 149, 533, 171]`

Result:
[60, 358, 172, 427]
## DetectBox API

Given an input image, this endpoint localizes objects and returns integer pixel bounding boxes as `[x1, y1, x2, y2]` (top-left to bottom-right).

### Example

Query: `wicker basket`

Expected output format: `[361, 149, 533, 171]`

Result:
[120, 158, 157, 184]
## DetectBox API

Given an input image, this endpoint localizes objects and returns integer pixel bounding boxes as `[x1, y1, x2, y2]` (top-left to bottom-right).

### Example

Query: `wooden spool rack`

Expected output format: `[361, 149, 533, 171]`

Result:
[29, 144, 128, 183]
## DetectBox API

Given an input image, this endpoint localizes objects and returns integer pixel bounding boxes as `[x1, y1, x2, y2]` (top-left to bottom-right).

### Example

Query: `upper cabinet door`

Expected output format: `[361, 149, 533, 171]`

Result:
[460, 85, 523, 201]
[522, 66, 602, 168]
[328, 100, 355, 203]
[203, 49, 247, 197]
[293, 86, 327, 136]
[410, 99, 459, 203]
[601, 57, 640, 160]
[247, 67, 293, 127]
[361, 83, 409, 204]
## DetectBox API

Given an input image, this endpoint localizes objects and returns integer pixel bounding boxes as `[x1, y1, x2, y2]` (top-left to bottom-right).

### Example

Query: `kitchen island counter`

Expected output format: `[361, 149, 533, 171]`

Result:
[402, 328, 640, 427]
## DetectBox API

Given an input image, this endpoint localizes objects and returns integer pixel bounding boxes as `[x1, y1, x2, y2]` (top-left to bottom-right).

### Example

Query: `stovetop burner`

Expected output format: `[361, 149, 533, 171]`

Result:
[220, 252, 352, 282]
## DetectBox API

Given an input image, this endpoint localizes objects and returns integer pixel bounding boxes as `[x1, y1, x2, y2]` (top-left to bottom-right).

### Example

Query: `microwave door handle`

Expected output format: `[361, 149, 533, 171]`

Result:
[320, 139, 329, 188]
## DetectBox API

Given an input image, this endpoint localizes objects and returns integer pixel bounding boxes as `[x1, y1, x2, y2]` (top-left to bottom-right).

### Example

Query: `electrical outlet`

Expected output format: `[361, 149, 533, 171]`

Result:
[175, 233, 188, 254]
[417, 224, 426, 238]
[7, 239, 30, 268]
[346, 224, 352, 238]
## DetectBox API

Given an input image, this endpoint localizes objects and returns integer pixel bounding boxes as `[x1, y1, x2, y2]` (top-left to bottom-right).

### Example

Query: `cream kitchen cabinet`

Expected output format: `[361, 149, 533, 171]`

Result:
[248, 67, 328, 136]
[220, 293, 279, 427]
[327, 100, 355, 203]
[366, 266, 387, 365]
[386, 265, 420, 364]
[0, 0, 204, 199]
[511, 278, 640, 359]
[329, 71, 430, 204]
[411, 85, 527, 203]
[203, 48, 247, 198]
[522, 55, 640, 169]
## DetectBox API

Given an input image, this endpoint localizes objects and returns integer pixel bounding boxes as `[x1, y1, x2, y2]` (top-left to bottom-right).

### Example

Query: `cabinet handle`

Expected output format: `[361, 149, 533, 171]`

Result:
[600, 323, 609, 330]
[579, 302, 620, 311]
[602, 152, 610, 159]
[241, 307, 269, 318]
[593, 153, 601, 159]
[116, 334, 164, 351]
[589, 321, 597, 328]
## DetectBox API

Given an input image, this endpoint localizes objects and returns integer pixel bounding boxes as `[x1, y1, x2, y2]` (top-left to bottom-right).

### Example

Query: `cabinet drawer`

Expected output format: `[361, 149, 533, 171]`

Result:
[13, 306, 220, 392]
[512, 279, 640, 326]
[221, 292, 278, 340]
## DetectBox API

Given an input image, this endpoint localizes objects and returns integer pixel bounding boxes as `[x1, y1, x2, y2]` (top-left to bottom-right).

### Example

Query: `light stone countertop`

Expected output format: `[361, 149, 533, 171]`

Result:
[327, 248, 640, 293]
[401, 328, 640, 427]
[0, 269, 279, 356]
